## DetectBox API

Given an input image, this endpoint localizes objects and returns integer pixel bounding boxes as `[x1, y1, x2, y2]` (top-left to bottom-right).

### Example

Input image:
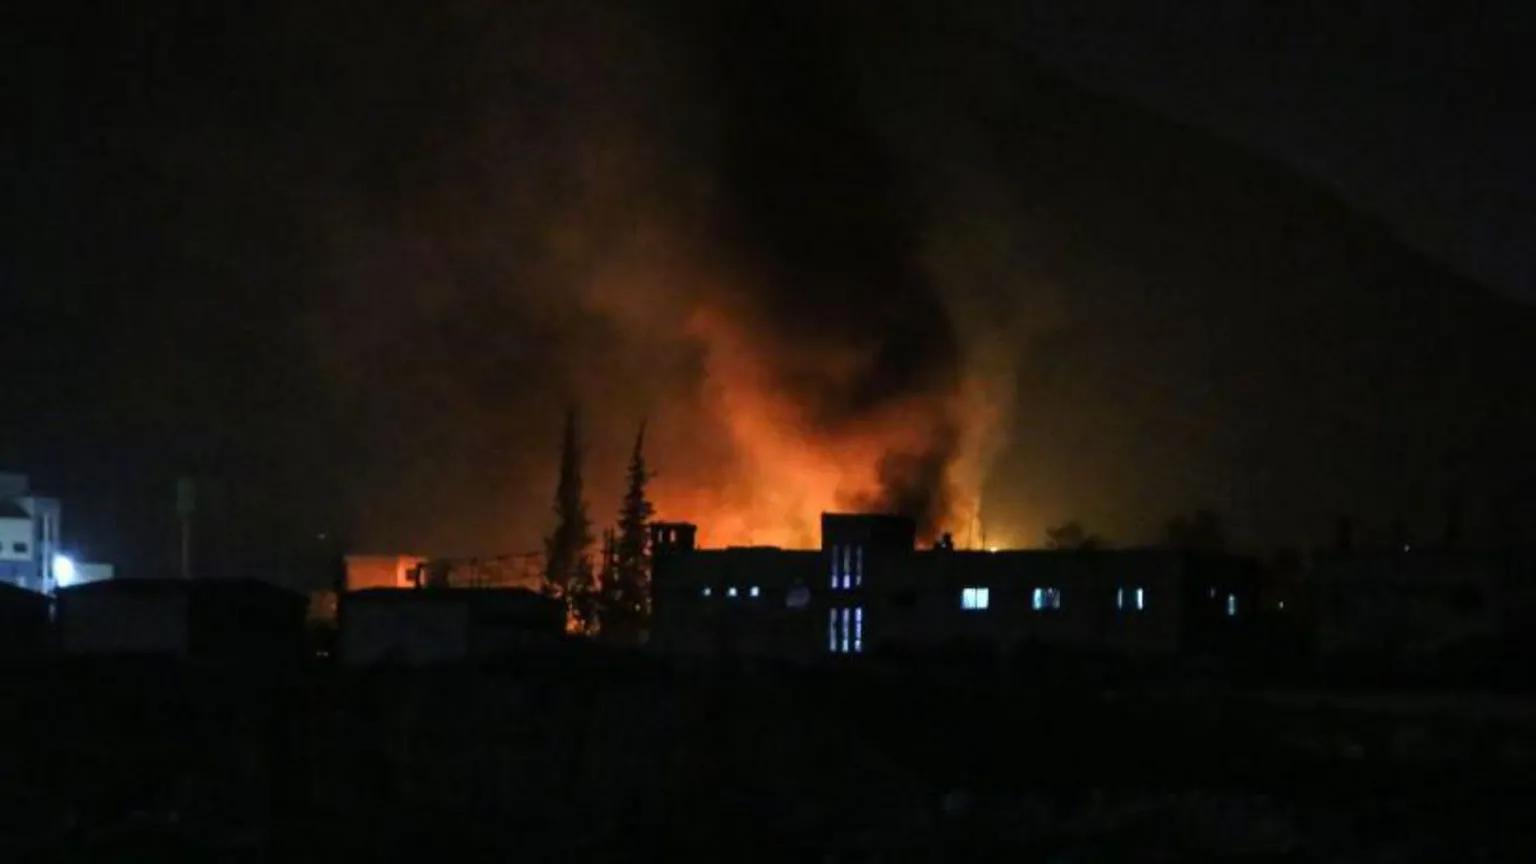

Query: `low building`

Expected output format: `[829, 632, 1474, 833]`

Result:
[650, 513, 1263, 661]
[343, 553, 428, 590]
[56, 578, 309, 661]
[1311, 550, 1507, 659]
[0, 581, 51, 657]
[339, 587, 566, 667]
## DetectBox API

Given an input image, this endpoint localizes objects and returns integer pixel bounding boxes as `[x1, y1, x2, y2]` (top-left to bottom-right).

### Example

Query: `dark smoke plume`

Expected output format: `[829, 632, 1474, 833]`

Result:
[698, 0, 968, 534]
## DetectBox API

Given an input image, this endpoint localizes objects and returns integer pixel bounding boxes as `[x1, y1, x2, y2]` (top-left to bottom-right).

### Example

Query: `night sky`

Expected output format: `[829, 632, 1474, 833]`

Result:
[2, 0, 1532, 584]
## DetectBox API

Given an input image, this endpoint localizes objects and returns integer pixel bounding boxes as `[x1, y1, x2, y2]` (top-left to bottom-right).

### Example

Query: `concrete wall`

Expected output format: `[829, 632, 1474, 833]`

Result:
[61, 591, 191, 655]
[1312, 553, 1506, 657]
[651, 548, 825, 660]
[0, 516, 33, 562]
[340, 590, 564, 666]
[344, 554, 426, 591]
[341, 599, 470, 666]
[652, 544, 1242, 659]
[0, 584, 50, 655]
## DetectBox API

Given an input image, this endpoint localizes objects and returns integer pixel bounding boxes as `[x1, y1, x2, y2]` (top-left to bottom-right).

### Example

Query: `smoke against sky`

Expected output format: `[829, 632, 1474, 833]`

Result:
[292, 0, 1011, 552]
[5, 0, 1535, 573]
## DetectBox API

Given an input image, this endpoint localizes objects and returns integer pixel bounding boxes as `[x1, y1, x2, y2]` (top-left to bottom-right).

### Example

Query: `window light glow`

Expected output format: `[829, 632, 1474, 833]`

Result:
[1032, 587, 1061, 611]
[961, 587, 990, 610]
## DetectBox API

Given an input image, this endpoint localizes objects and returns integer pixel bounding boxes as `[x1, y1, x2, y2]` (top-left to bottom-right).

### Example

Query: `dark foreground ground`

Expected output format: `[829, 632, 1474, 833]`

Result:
[2, 653, 1534, 861]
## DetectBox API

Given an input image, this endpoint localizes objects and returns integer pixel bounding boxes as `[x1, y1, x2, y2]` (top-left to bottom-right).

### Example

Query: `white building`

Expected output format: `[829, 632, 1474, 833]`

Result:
[0, 472, 63, 594]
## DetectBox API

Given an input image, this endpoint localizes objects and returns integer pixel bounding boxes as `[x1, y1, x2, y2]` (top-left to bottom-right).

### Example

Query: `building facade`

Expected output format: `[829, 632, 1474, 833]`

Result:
[650, 513, 1260, 661]
[0, 473, 62, 594]
[343, 553, 429, 590]
[57, 578, 309, 660]
[339, 587, 566, 666]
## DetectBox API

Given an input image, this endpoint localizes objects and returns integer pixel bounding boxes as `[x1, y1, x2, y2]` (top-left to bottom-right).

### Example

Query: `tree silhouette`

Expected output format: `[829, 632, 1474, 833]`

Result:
[1163, 508, 1227, 553]
[605, 422, 655, 645]
[1044, 520, 1105, 551]
[542, 406, 597, 633]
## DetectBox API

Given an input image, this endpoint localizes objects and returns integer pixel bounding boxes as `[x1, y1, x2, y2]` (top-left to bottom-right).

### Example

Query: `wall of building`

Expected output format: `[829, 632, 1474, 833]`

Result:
[0, 516, 37, 591]
[0, 516, 33, 562]
[651, 548, 825, 660]
[1311, 553, 1506, 657]
[0, 583, 50, 655]
[650, 515, 1262, 661]
[60, 591, 191, 655]
[16, 497, 62, 593]
[342, 597, 471, 666]
[344, 554, 426, 591]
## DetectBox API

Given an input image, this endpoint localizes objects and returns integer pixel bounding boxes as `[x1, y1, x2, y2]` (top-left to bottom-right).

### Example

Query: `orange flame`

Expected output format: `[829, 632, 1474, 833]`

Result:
[643, 303, 989, 549]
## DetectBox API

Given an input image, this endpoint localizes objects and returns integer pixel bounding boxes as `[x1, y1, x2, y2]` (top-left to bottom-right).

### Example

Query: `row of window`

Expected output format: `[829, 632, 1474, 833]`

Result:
[829, 544, 864, 590]
[963, 586, 1070, 611]
[700, 584, 1239, 618]
[702, 585, 760, 599]
[967, 585, 1240, 616]
[829, 606, 863, 653]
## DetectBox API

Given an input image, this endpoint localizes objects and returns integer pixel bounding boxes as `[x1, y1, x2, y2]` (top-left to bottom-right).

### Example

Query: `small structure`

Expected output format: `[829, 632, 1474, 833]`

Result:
[0, 581, 50, 657]
[339, 587, 566, 667]
[56, 578, 309, 661]
[0, 472, 63, 594]
[343, 553, 428, 590]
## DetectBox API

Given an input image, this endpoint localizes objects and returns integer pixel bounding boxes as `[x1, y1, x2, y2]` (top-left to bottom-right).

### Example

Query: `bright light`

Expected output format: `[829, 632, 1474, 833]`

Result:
[52, 554, 76, 587]
[961, 586, 990, 610]
[1032, 587, 1062, 611]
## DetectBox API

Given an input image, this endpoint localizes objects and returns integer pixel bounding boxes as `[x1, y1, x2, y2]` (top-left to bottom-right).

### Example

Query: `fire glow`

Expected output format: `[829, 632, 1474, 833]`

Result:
[639, 304, 992, 550]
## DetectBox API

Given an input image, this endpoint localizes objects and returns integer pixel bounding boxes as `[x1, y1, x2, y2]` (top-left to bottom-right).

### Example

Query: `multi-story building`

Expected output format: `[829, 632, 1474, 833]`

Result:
[650, 513, 1260, 661]
[0, 473, 63, 594]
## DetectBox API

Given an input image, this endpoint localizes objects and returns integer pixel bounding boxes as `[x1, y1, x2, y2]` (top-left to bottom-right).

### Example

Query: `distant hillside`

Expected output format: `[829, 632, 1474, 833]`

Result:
[847, 7, 1536, 547]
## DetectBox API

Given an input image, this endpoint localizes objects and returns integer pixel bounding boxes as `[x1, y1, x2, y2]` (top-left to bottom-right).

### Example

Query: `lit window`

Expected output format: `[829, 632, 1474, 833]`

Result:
[1116, 587, 1145, 610]
[855, 546, 864, 586]
[702, 587, 712, 597]
[828, 608, 838, 652]
[1031, 587, 1061, 611]
[961, 587, 990, 610]
[727, 586, 738, 598]
[749, 585, 760, 598]
[830, 545, 840, 590]
[1208, 586, 1216, 599]
[1226, 594, 1237, 617]
[839, 608, 850, 653]
[854, 606, 863, 653]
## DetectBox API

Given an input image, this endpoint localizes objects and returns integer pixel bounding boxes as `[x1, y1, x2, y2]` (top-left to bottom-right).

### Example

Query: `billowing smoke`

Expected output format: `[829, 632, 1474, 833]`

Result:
[681, 0, 972, 539]
[284, 0, 1007, 551]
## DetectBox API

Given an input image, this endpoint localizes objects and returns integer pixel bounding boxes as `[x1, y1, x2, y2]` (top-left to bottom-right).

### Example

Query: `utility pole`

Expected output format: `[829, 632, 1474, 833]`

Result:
[176, 477, 196, 580]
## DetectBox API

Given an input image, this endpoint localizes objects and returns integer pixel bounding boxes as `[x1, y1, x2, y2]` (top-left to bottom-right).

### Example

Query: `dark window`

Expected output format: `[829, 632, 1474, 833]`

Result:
[891, 589, 916, 609]
[11, 542, 26, 554]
